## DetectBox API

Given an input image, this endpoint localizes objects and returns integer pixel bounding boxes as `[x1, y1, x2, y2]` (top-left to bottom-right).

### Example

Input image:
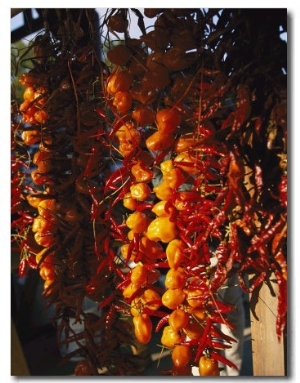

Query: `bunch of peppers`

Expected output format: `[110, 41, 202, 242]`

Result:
[11, 8, 287, 376]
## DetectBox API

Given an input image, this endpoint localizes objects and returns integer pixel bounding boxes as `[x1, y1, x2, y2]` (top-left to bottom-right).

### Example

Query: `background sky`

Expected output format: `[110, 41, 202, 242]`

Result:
[10, 8, 155, 44]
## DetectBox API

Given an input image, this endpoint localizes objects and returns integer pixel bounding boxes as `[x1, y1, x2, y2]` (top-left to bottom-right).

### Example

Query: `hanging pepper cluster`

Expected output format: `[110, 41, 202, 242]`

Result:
[11, 8, 287, 376]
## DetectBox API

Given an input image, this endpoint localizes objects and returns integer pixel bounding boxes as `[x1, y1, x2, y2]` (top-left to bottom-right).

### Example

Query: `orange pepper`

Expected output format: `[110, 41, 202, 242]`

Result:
[122, 282, 140, 300]
[37, 199, 57, 221]
[168, 308, 189, 330]
[21, 129, 41, 145]
[26, 194, 44, 208]
[174, 133, 199, 153]
[131, 105, 155, 126]
[161, 325, 185, 348]
[172, 345, 192, 368]
[199, 355, 219, 376]
[160, 159, 187, 189]
[106, 70, 133, 95]
[133, 314, 152, 344]
[112, 91, 132, 114]
[123, 192, 139, 210]
[165, 267, 187, 290]
[173, 191, 192, 211]
[186, 288, 204, 309]
[141, 288, 162, 311]
[146, 130, 175, 151]
[130, 263, 149, 286]
[156, 108, 181, 134]
[126, 211, 150, 233]
[161, 288, 186, 310]
[32, 215, 57, 234]
[116, 122, 140, 157]
[131, 161, 154, 183]
[183, 316, 205, 339]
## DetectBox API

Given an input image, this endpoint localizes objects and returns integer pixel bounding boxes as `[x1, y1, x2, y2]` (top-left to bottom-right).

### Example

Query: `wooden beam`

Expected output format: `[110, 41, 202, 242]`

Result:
[250, 274, 286, 376]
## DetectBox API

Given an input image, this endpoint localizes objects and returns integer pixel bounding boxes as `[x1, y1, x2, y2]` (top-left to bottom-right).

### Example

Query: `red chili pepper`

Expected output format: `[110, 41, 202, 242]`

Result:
[110, 183, 131, 208]
[106, 214, 127, 241]
[248, 218, 284, 253]
[18, 258, 27, 278]
[274, 269, 287, 340]
[35, 245, 56, 266]
[100, 293, 116, 309]
[135, 203, 155, 212]
[210, 323, 237, 344]
[94, 107, 107, 120]
[115, 267, 126, 281]
[104, 166, 130, 193]
[105, 306, 115, 331]
[152, 261, 170, 269]
[155, 315, 170, 333]
[191, 145, 227, 158]
[254, 116, 263, 135]
[210, 350, 238, 370]
[175, 220, 194, 248]
[142, 307, 167, 318]
[96, 257, 109, 274]
[27, 254, 38, 269]
[208, 313, 235, 329]
[248, 271, 268, 293]
[202, 101, 221, 120]
[116, 278, 131, 291]
[194, 318, 212, 362]
[108, 114, 131, 140]
[17, 211, 35, 223]
[211, 341, 232, 350]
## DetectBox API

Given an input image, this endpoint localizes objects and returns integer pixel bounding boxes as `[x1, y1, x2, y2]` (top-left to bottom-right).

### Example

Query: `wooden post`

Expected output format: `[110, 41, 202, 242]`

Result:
[250, 274, 286, 376]
[11, 320, 30, 376]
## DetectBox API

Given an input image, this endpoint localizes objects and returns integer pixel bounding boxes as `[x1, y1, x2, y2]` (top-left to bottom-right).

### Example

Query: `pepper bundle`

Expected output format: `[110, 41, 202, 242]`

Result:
[11, 8, 287, 376]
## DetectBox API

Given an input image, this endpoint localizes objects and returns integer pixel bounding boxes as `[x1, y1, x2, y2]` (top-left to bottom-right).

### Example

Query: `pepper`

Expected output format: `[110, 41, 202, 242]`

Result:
[146, 216, 178, 243]
[160, 159, 187, 189]
[166, 239, 186, 269]
[199, 355, 219, 376]
[153, 181, 173, 201]
[126, 211, 150, 233]
[131, 161, 154, 183]
[130, 182, 152, 201]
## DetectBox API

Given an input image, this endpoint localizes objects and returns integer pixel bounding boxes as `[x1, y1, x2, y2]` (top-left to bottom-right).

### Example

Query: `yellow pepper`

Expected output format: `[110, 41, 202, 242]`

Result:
[146, 216, 178, 243]
[153, 181, 173, 201]
[123, 192, 139, 210]
[130, 182, 152, 201]
[166, 239, 186, 269]
[151, 200, 171, 217]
